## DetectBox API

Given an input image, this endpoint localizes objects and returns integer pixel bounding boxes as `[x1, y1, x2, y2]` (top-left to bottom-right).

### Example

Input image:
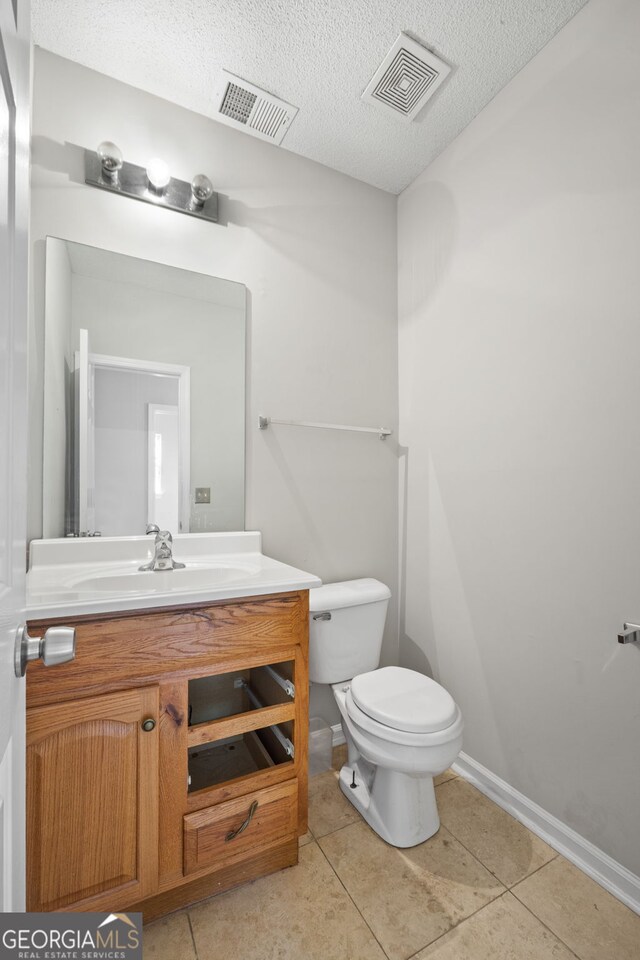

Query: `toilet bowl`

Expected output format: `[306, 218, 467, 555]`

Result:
[309, 579, 463, 848]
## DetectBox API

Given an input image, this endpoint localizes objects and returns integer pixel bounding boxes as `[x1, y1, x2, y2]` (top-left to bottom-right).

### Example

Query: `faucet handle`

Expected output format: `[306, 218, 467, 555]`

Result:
[146, 523, 160, 536]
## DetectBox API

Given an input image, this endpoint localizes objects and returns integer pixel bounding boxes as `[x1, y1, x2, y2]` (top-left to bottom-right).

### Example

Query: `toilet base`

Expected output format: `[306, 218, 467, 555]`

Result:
[338, 761, 440, 848]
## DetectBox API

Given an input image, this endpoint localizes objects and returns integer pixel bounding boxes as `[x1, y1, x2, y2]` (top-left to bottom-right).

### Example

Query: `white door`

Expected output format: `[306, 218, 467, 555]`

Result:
[74, 328, 95, 536]
[148, 403, 180, 532]
[0, 0, 30, 911]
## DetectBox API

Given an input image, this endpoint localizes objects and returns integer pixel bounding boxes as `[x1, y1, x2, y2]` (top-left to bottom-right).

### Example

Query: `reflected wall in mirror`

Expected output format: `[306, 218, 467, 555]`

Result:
[42, 238, 246, 537]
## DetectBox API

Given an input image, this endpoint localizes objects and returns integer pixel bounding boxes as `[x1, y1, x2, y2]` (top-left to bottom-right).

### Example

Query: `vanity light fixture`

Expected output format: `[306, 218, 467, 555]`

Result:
[85, 141, 219, 223]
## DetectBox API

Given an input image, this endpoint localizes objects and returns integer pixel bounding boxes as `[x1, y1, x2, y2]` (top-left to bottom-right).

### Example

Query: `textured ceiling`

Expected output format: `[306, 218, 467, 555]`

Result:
[32, 0, 588, 194]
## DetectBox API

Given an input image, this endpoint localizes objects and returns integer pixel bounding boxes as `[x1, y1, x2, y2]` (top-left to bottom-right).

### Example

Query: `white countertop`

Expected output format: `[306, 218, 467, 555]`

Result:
[27, 531, 321, 620]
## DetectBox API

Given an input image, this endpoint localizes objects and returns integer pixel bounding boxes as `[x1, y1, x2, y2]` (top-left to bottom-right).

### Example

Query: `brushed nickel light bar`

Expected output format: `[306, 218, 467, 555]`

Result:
[84, 141, 219, 223]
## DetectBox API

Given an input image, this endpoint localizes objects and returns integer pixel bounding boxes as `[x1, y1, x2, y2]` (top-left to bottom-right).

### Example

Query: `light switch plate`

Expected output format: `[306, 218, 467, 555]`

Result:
[195, 487, 211, 504]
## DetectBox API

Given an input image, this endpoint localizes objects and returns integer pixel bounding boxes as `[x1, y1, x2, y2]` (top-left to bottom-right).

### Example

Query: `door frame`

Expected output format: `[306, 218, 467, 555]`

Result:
[0, 0, 31, 913]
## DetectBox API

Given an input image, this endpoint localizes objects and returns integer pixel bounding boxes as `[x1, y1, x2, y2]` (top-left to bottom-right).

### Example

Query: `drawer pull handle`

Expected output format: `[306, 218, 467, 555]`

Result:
[225, 800, 258, 842]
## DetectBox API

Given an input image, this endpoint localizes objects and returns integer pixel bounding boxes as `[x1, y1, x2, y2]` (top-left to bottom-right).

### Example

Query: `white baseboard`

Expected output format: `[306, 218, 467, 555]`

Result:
[331, 723, 345, 747]
[452, 751, 640, 916]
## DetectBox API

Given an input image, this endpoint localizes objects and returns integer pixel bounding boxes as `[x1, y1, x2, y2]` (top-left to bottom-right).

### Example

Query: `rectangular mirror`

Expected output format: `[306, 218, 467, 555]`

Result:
[42, 238, 246, 537]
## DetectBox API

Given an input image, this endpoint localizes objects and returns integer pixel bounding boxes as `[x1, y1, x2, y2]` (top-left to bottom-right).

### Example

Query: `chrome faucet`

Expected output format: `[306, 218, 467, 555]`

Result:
[140, 524, 186, 571]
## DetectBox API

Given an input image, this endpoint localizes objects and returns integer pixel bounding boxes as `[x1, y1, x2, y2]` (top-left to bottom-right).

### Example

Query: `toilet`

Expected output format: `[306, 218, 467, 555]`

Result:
[309, 578, 463, 848]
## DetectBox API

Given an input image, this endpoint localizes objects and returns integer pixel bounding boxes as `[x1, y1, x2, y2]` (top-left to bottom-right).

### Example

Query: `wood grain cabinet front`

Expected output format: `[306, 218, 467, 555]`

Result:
[27, 686, 159, 912]
[26, 591, 309, 919]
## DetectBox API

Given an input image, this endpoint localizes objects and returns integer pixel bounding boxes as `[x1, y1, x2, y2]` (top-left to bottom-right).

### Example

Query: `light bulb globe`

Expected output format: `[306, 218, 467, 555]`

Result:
[146, 158, 171, 190]
[97, 141, 123, 175]
[191, 174, 214, 204]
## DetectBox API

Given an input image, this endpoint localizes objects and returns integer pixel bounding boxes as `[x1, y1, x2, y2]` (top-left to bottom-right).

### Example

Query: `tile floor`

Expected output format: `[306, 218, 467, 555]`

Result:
[144, 746, 640, 960]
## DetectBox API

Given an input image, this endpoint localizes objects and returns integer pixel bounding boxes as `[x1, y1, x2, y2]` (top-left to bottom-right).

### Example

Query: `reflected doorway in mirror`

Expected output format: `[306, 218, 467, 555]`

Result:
[74, 331, 190, 537]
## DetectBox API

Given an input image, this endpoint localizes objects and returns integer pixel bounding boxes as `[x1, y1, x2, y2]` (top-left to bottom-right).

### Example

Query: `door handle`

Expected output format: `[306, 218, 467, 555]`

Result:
[14, 624, 76, 678]
[225, 800, 258, 842]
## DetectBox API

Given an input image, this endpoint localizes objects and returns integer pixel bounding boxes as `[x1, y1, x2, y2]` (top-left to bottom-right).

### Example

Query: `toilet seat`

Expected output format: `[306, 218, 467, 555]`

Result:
[342, 684, 462, 748]
[350, 666, 457, 734]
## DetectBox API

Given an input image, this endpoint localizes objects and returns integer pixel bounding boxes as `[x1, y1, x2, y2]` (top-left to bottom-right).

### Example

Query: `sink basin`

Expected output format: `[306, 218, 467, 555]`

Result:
[26, 531, 322, 618]
[70, 561, 262, 594]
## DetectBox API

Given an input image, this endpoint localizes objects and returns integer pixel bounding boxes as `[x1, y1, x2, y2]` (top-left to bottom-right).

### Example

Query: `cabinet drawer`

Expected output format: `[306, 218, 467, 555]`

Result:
[27, 592, 308, 708]
[183, 780, 298, 875]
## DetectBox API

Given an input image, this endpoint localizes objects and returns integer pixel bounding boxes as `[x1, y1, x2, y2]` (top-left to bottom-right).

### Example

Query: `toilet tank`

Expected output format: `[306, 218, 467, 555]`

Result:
[308, 579, 391, 684]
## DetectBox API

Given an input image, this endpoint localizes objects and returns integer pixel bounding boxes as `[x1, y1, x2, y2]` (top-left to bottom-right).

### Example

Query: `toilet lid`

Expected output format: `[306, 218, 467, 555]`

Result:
[350, 666, 457, 734]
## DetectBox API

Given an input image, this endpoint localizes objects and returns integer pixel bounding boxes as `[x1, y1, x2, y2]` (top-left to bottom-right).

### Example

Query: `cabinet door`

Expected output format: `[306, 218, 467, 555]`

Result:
[27, 687, 159, 912]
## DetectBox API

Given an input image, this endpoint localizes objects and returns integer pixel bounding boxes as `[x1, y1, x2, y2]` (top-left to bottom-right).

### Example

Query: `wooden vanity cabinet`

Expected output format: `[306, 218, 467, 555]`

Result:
[26, 590, 309, 920]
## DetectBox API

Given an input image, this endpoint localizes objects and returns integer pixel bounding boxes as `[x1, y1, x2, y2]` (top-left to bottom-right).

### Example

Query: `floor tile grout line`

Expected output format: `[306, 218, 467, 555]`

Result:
[315, 825, 508, 960]
[309, 815, 362, 843]
[433, 782, 559, 887]
[186, 911, 200, 960]
[433, 773, 458, 787]
[435, 775, 568, 865]
[505, 852, 559, 890]
[403, 888, 584, 960]
[314, 833, 394, 960]
[508, 889, 583, 960]
[404, 890, 513, 959]
[433, 824, 509, 892]
[436, 820, 558, 893]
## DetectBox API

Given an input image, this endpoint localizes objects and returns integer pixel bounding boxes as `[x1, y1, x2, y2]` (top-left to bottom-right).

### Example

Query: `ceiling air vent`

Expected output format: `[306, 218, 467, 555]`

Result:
[213, 70, 298, 145]
[362, 33, 451, 122]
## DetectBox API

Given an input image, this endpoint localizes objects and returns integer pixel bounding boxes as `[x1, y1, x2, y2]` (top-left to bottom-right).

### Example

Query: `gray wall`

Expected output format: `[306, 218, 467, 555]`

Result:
[29, 48, 399, 725]
[398, 0, 640, 875]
